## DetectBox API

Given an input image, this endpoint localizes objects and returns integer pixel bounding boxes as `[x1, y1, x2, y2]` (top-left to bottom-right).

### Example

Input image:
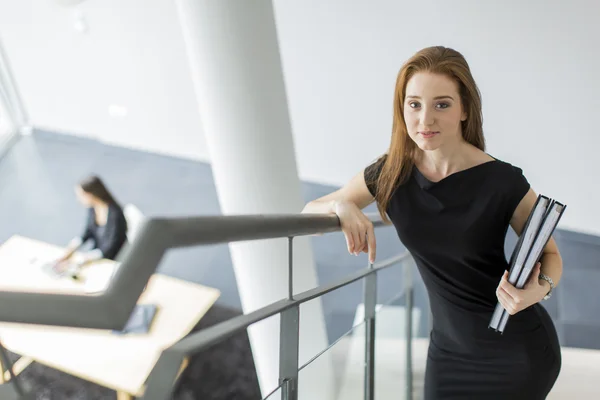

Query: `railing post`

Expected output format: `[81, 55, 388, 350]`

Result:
[279, 305, 300, 400]
[279, 237, 299, 400]
[363, 263, 377, 400]
[404, 263, 413, 400]
[288, 237, 294, 300]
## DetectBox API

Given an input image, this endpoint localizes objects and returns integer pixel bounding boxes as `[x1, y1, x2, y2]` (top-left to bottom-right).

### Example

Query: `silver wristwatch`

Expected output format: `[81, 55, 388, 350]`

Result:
[538, 272, 554, 300]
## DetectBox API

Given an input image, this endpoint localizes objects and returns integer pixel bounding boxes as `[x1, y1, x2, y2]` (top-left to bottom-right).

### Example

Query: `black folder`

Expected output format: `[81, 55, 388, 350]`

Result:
[489, 195, 550, 331]
[489, 195, 566, 333]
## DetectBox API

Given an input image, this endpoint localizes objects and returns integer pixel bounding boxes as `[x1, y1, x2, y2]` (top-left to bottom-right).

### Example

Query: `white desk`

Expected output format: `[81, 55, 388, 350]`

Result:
[0, 235, 220, 399]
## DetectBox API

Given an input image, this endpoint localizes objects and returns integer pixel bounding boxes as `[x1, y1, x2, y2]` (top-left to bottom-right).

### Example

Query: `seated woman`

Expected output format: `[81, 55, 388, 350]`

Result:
[57, 175, 128, 269]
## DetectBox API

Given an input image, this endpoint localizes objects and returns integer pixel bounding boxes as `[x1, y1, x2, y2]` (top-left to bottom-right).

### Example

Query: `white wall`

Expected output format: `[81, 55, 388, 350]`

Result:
[0, 0, 598, 236]
[273, 0, 600, 236]
[0, 0, 209, 160]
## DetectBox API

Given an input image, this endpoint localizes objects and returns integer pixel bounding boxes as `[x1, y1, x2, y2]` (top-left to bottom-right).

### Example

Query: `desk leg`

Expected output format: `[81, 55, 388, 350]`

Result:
[2, 356, 33, 382]
[116, 392, 134, 400]
[0, 352, 33, 384]
[177, 357, 190, 379]
[132, 356, 190, 399]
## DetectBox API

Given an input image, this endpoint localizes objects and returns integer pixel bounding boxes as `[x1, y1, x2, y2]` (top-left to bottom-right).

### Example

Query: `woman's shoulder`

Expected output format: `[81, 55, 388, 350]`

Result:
[107, 203, 126, 220]
[364, 154, 387, 178]
[363, 154, 389, 196]
[486, 156, 531, 198]
[487, 156, 527, 179]
[108, 202, 123, 210]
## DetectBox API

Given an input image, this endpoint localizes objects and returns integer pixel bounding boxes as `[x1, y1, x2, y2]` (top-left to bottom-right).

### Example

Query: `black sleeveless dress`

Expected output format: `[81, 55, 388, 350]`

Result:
[364, 157, 561, 400]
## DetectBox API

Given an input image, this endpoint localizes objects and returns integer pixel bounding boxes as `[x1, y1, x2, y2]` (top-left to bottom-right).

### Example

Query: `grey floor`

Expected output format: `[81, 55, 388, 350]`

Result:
[0, 129, 599, 351]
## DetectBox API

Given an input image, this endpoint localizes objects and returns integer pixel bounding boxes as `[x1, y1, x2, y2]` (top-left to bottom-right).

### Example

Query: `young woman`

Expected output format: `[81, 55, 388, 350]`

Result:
[58, 175, 128, 268]
[303, 46, 562, 399]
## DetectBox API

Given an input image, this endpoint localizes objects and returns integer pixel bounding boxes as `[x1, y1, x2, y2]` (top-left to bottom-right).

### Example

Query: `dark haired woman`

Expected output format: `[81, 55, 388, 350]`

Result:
[58, 175, 128, 266]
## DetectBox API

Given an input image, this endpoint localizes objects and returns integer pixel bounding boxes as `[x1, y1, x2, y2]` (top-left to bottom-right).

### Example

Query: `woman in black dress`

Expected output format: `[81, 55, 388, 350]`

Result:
[302, 46, 562, 399]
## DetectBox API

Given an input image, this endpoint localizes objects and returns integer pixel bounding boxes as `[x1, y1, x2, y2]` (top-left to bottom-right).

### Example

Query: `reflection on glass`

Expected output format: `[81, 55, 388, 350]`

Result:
[298, 279, 364, 366]
[0, 87, 17, 159]
[262, 384, 283, 400]
[370, 288, 424, 400]
[298, 319, 366, 400]
[0, 97, 14, 140]
[247, 313, 282, 398]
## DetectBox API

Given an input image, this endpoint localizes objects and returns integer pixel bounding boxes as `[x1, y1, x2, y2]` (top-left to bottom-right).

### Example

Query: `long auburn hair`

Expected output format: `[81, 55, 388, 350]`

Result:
[373, 46, 485, 221]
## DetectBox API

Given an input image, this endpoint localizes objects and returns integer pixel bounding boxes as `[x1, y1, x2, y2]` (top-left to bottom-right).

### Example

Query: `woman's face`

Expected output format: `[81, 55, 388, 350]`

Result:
[403, 72, 467, 152]
[75, 186, 95, 207]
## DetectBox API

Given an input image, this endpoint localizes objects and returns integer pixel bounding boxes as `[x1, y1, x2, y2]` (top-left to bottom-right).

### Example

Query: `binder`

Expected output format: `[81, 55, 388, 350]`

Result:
[495, 200, 566, 332]
[514, 201, 566, 289]
[488, 195, 550, 331]
[489, 195, 566, 333]
[506, 196, 552, 286]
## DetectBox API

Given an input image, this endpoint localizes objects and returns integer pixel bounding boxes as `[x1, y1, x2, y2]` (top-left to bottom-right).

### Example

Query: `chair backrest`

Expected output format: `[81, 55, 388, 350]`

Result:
[123, 203, 146, 243]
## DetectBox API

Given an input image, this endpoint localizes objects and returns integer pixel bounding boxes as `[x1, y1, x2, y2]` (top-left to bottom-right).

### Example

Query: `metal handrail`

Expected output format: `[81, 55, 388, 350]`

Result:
[141, 255, 414, 399]
[0, 213, 415, 400]
[0, 213, 386, 329]
[161, 254, 408, 356]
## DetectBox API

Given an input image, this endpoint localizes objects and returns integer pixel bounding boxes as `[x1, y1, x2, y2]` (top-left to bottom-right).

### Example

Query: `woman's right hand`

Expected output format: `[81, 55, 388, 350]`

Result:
[334, 200, 376, 264]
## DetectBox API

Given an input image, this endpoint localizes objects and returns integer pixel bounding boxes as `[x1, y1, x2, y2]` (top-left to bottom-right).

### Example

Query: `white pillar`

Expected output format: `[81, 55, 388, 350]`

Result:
[175, 1, 335, 398]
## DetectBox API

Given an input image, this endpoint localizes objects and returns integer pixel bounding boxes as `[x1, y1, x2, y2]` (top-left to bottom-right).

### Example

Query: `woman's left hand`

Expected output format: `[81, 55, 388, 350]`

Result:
[496, 262, 548, 315]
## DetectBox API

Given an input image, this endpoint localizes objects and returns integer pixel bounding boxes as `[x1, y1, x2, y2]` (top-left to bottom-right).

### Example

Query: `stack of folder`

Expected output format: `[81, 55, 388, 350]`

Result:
[489, 194, 567, 333]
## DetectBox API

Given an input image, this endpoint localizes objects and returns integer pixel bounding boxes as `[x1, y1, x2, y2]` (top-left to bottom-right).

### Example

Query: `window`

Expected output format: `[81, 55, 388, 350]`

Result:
[0, 39, 27, 159]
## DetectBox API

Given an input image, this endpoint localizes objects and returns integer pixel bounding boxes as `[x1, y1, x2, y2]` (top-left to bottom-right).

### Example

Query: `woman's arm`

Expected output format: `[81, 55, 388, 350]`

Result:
[59, 237, 84, 261]
[302, 169, 379, 262]
[302, 170, 376, 214]
[59, 210, 94, 261]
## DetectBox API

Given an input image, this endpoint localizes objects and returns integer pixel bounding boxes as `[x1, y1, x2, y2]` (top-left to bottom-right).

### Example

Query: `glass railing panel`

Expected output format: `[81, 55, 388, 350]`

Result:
[297, 317, 367, 400]
[262, 384, 284, 400]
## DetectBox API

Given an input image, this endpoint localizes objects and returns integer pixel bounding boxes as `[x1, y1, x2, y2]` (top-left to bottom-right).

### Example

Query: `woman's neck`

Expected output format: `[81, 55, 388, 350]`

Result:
[93, 202, 109, 213]
[417, 141, 475, 176]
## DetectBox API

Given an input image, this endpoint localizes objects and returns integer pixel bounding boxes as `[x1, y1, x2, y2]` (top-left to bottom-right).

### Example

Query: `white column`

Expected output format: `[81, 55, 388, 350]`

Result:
[175, 1, 335, 398]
